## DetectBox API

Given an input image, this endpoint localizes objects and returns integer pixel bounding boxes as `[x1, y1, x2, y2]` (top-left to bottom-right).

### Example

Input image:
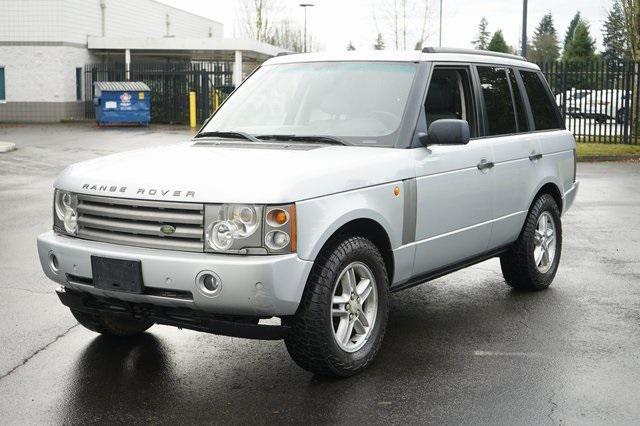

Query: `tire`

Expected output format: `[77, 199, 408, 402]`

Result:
[284, 236, 389, 377]
[500, 193, 562, 291]
[71, 309, 154, 337]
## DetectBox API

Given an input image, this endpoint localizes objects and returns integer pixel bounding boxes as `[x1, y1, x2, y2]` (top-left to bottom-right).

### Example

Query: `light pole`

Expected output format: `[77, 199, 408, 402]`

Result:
[438, 0, 443, 47]
[300, 3, 314, 53]
[521, 0, 528, 57]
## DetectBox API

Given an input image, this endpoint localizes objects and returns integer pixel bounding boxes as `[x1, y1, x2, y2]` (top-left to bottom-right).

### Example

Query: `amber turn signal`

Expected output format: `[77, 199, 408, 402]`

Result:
[266, 208, 290, 227]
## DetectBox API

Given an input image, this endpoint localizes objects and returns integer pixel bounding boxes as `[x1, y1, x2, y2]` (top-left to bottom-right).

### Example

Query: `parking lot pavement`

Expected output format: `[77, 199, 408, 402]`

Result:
[0, 124, 639, 424]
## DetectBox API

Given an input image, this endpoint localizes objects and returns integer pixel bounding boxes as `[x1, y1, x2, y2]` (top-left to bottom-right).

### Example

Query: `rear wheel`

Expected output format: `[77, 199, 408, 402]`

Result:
[500, 194, 562, 291]
[71, 309, 154, 337]
[284, 236, 389, 377]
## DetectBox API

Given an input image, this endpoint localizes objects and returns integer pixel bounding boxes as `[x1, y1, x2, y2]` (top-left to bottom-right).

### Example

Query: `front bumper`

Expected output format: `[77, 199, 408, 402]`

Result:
[37, 231, 313, 316]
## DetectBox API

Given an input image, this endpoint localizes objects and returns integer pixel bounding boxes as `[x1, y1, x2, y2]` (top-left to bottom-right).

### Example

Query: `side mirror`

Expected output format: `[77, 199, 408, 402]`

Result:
[419, 119, 470, 146]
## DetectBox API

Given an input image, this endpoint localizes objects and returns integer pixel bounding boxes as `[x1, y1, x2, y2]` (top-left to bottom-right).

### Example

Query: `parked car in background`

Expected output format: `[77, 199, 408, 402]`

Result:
[556, 88, 631, 124]
[556, 89, 591, 118]
[37, 49, 578, 377]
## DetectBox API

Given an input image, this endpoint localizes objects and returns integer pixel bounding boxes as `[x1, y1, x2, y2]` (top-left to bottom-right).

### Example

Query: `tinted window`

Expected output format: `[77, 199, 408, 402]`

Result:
[520, 71, 562, 130]
[75, 68, 82, 101]
[425, 67, 477, 137]
[477, 66, 516, 136]
[508, 69, 529, 132]
[0, 67, 5, 101]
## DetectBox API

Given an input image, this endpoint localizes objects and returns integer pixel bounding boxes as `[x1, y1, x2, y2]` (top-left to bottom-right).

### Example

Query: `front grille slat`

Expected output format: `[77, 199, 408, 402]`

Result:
[78, 202, 203, 225]
[76, 194, 205, 252]
[78, 215, 203, 239]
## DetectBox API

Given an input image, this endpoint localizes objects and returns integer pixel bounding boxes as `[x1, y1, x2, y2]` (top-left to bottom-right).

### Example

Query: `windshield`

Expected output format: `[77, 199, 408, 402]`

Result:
[201, 61, 418, 147]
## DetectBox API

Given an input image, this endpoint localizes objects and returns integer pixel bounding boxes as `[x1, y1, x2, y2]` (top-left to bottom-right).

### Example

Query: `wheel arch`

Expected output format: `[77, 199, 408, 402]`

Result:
[328, 218, 394, 285]
[530, 180, 563, 213]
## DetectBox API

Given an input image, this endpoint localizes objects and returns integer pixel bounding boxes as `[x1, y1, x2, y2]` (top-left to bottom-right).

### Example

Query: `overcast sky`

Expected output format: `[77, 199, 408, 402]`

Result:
[157, 0, 611, 52]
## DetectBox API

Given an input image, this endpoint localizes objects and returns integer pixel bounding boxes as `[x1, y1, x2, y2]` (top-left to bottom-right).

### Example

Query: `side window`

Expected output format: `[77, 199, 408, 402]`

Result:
[519, 70, 562, 131]
[0, 67, 5, 101]
[477, 66, 516, 136]
[75, 67, 82, 101]
[508, 69, 529, 132]
[424, 67, 477, 138]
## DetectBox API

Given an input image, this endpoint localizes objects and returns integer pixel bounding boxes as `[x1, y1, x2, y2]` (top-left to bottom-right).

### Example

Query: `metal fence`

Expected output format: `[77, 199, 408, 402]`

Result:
[84, 62, 234, 125]
[539, 60, 640, 144]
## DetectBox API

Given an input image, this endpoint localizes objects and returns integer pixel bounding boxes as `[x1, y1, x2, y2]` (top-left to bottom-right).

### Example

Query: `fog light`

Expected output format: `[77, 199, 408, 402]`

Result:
[48, 251, 60, 274]
[195, 270, 222, 297]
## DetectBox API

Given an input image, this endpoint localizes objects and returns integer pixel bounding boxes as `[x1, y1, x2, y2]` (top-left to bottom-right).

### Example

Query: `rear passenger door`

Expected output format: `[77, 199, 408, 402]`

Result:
[475, 66, 543, 250]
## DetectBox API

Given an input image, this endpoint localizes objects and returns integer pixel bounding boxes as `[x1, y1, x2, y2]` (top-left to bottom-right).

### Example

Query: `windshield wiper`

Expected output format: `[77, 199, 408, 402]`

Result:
[194, 131, 261, 143]
[256, 134, 349, 146]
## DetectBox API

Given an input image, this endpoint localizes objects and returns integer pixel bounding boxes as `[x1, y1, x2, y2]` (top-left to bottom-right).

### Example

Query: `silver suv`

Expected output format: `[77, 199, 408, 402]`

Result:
[37, 48, 578, 376]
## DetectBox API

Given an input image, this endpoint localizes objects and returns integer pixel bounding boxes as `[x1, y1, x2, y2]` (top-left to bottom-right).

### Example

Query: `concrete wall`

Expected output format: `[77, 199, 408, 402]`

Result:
[0, 0, 223, 43]
[0, 0, 224, 121]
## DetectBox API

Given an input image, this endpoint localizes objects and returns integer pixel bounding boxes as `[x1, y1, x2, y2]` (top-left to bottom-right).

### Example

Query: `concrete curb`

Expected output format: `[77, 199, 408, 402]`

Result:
[578, 155, 640, 162]
[0, 142, 17, 153]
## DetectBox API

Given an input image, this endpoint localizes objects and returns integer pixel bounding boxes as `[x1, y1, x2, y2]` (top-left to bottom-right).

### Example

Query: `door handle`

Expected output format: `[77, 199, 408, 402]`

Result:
[529, 152, 543, 161]
[477, 159, 494, 171]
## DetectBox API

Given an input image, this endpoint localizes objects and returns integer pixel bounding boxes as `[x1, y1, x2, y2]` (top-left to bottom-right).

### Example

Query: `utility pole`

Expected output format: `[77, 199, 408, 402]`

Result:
[300, 3, 314, 53]
[521, 0, 528, 57]
[439, 0, 443, 47]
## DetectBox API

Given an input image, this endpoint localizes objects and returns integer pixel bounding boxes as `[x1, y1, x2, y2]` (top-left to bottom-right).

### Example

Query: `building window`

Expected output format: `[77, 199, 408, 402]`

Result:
[0, 67, 5, 101]
[75, 67, 82, 101]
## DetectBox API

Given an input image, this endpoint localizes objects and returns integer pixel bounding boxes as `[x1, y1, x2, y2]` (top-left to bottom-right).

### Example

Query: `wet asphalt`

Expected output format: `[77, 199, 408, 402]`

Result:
[0, 124, 639, 425]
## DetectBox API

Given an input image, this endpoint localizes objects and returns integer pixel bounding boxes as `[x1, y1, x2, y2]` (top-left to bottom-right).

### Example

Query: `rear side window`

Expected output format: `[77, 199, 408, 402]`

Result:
[519, 71, 562, 131]
[477, 66, 516, 136]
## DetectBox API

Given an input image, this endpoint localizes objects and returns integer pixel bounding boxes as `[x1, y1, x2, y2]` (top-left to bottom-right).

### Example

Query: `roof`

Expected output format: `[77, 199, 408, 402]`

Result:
[93, 81, 151, 91]
[265, 49, 539, 70]
[88, 36, 289, 62]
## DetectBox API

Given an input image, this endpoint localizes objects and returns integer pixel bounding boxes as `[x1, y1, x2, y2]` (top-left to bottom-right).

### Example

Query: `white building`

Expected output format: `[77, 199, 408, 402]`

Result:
[0, 0, 286, 122]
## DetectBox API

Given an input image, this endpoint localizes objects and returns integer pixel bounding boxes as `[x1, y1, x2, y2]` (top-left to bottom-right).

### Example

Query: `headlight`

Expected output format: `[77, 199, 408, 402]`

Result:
[204, 204, 296, 254]
[53, 190, 78, 235]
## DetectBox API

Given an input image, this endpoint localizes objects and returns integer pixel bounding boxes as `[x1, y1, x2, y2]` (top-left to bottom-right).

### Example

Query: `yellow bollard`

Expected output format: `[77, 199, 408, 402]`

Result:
[214, 89, 220, 111]
[189, 91, 196, 129]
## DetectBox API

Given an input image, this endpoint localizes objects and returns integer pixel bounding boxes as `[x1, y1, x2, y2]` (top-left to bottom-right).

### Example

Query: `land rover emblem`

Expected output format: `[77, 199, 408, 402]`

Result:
[160, 224, 176, 235]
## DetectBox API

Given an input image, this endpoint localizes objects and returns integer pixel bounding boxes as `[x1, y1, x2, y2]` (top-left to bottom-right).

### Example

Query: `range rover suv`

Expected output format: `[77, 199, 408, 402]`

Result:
[37, 48, 578, 377]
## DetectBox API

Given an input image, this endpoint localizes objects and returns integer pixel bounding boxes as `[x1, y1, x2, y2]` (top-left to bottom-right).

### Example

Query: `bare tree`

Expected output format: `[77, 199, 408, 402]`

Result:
[374, 0, 433, 50]
[618, 0, 640, 60]
[239, 0, 279, 42]
[269, 19, 304, 52]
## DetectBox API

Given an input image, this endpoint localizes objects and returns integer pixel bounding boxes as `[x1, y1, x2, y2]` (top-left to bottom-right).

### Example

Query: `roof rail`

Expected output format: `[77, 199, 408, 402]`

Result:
[276, 51, 295, 57]
[421, 47, 526, 62]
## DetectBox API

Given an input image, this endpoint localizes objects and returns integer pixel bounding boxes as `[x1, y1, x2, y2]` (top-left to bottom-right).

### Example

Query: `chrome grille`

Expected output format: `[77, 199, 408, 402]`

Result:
[77, 194, 204, 252]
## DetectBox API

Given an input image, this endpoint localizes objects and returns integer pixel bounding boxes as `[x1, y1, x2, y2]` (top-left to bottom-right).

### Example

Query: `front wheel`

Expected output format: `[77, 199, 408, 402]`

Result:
[500, 194, 562, 291]
[71, 309, 154, 337]
[284, 236, 389, 377]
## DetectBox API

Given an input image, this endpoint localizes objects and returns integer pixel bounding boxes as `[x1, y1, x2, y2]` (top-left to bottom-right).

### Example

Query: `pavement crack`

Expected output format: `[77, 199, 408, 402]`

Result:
[547, 389, 559, 424]
[0, 323, 78, 381]
[1, 287, 51, 295]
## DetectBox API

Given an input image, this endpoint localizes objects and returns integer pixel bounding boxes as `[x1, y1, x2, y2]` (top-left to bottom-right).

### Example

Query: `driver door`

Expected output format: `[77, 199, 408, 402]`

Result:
[411, 65, 494, 276]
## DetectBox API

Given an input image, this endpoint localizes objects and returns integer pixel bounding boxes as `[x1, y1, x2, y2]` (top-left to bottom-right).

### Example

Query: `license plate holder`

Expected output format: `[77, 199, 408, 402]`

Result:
[91, 256, 144, 294]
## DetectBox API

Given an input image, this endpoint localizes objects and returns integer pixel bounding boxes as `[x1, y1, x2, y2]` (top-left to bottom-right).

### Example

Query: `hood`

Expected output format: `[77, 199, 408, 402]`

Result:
[55, 141, 415, 203]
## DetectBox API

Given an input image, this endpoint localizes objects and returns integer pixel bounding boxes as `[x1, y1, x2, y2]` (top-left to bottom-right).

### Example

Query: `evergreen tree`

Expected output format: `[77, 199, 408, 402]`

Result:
[563, 20, 596, 61]
[487, 30, 510, 53]
[472, 18, 491, 50]
[347, 41, 356, 51]
[602, 1, 629, 62]
[529, 13, 560, 63]
[564, 12, 582, 48]
[374, 33, 386, 50]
